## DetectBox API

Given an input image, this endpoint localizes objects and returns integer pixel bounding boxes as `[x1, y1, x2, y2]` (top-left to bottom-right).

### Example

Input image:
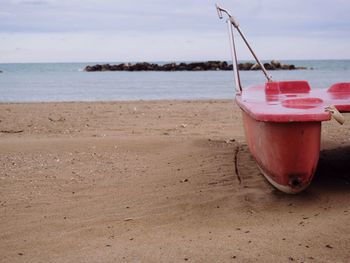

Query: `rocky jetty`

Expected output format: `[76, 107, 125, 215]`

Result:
[84, 60, 306, 72]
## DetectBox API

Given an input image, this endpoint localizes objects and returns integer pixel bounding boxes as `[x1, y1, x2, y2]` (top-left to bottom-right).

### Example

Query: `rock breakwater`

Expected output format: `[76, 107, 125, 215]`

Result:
[84, 60, 306, 72]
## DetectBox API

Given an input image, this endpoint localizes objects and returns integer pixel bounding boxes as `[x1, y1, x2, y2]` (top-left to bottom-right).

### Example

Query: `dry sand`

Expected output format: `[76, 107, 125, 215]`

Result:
[0, 100, 349, 263]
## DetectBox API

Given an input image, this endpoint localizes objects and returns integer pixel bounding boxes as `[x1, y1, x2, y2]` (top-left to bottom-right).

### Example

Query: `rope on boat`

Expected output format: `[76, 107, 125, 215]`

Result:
[325, 105, 345, 125]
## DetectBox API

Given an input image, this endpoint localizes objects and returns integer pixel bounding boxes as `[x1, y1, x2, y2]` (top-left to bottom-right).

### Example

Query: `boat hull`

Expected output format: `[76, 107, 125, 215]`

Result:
[241, 110, 321, 193]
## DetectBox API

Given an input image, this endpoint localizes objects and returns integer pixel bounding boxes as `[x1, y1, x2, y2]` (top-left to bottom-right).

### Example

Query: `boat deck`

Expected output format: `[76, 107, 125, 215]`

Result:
[236, 81, 350, 122]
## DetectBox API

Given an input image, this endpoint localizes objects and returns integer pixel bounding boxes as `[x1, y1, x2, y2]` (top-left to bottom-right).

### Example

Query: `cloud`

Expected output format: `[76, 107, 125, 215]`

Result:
[11, 0, 52, 5]
[1, 0, 349, 36]
[0, 0, 349, 62]
[21, 0, 49, 4]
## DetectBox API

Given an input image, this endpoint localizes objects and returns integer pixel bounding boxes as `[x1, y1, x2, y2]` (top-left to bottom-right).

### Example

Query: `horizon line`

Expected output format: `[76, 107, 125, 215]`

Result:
[1, 58, 350, 64]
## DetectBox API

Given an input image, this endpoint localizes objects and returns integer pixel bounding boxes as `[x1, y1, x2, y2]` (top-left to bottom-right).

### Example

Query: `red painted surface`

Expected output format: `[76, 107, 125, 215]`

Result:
[236, 81, 350, 193]
[236, 81, 350, 122]
[241, 111, 321, 193]
[328, 82, 350, 92]
[327, 83, 350, 111]
[282, 98, 323, 109]
[265, 80, 310, 94]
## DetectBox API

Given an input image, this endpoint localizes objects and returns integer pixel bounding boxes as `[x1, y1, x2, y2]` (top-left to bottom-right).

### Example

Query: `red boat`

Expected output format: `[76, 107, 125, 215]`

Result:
[216, 5, 350, 193]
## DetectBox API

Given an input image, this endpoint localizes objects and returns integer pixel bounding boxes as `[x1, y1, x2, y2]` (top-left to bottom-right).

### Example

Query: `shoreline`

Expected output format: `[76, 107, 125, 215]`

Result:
[0, 98, 233, 105]
[1, 100, 349, 262]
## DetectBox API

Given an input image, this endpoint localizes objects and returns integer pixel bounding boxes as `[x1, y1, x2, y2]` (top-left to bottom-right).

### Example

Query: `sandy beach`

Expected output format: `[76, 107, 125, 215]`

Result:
[0, 100, 349, 263]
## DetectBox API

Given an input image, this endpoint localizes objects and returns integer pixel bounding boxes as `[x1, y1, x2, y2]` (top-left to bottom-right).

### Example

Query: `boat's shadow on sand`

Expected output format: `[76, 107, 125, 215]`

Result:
[234, 142, 350, 201]
[271, 146, 350, 198]
[312, 146, 350, 192]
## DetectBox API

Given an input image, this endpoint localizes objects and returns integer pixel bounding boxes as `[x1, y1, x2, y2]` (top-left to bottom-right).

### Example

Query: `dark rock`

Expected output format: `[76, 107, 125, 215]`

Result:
[94, 64, 102, 71]
[250, 63, 261, 70]
[263, 63, 275, 70]
[130, 62, 152, 71]
[117, 63, 129, 71]
[177, 63, 188, 71]
[162, 63, 177, 71]
[271, 60, 281, 69]
[151, 63, 160, 70]
[192, 66, 202, 71]
[281, 64, 290, 70]
[187, 62, 206, 70]
[207, 60, 221, 64]
[239, 62, 254, 70]
[101, 64, 111, 71]
[110, 65, 118, 71]
[84, 66, 93, 72]
[219, 61, 228, 70]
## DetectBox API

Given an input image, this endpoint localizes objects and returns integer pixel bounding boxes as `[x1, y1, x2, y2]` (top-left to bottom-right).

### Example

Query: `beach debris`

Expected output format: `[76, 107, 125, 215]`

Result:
[288, 257, 295, 261]
[180, 179, 189, 183]
[48, 116, 65, 122]
[124, 218, 133, 221]
[225, 139, 235, 144]
[325, 244, 333, 249]
[180, 124, 187, 128]
[0, 129, 24, 133]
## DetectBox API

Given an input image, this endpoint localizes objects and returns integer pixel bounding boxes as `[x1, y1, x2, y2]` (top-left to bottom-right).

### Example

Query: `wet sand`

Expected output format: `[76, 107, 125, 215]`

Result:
[0, 100, 349, 262]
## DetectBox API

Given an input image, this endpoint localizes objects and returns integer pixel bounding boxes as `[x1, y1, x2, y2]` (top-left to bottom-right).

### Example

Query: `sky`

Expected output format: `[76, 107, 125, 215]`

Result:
[0, 0, 349, 63]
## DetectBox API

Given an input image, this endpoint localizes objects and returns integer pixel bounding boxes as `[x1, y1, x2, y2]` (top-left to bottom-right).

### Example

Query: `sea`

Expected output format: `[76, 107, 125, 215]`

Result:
[0, 60, 349, 102]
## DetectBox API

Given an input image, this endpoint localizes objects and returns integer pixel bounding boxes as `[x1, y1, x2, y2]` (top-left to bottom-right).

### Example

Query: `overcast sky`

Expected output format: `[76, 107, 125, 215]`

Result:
[1, 0, 349, 62]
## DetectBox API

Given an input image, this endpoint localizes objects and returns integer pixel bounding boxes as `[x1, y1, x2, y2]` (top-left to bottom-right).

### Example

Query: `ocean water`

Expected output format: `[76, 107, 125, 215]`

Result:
[0, 60, 349, 102]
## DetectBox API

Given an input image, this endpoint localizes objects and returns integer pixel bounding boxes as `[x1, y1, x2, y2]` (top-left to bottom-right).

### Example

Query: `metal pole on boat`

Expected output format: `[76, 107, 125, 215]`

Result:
[216, 4, 273, 84]
[234, 26, 272, 82]
[227, 19, 242, 94]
